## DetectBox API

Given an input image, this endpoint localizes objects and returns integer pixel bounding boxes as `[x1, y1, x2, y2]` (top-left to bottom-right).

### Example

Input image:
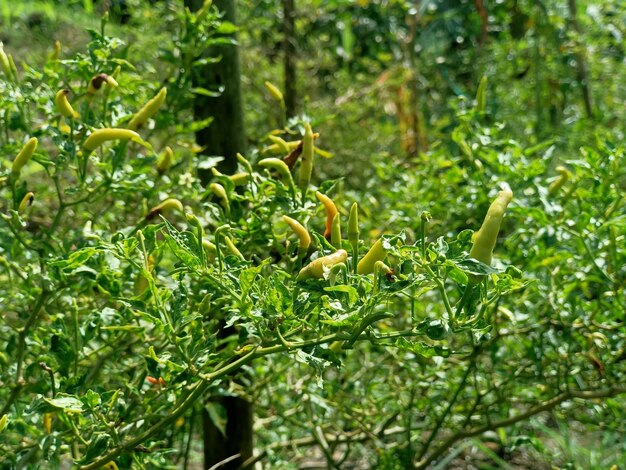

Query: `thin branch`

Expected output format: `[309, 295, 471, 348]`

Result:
[415, 387, 626, 469]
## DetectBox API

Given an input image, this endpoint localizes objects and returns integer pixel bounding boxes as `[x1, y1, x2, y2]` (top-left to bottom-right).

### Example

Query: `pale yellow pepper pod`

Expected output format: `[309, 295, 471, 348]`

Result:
[82, 128, 142, 152]
[297, 249, 348, 281]
[156, 146, 174, 175]
[264, 81, 284, 102]
[128, 87, 167, 131]
[357, 238, 386, 275]
[298, 123, 315, 194]
[12, 137, 38, 174]
[469, 188, 513, 265]
[315, 191, 338, 241]
[548, 166, 571, 196]
[283, 215, 311, 252]
[146, 198, 184, 220]
[87, 73, 119, 95]
[55, 89, 79, 119]
[18, 192, 35, 212]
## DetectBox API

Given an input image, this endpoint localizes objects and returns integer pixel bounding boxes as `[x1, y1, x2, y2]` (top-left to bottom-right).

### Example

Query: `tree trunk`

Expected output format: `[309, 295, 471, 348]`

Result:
[567, 0, 593, 118]
[184, 2, 252, 469]
[186, 0, 246, 178]
[283, 0, 297, 118]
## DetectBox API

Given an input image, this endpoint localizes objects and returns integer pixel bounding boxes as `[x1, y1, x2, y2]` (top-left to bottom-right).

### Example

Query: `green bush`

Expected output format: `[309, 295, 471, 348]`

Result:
[1, 2, 625, 469]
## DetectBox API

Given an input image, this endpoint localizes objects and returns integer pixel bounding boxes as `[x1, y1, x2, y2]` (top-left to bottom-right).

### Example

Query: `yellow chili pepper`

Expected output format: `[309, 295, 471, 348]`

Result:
[0, 43, 15, 82]
[229, 172, 251, 186]
[18, 192, 34, 212]
[224, 236, 245, 261]
[43, 413, 52, 433]
[296, 249, 348, 281]
[331, 212, 341, 248]
[12, 137, 38, 174]
[469, 188, 513, 265]
[262, 141, 300, 155]
[210, 183, 230, 216]
[82, 128, 142, 152]
[55, 89, 79, 119]
[283, 215, 311, 253]
[264, 81, 284, 102]
[348, 202, 360, 273]
[357, 238, 387, 275]
[267, 135, 290, 154]
[298, 123, 314, 194]
[202, 239, 217, 253]
[51, 40, 61, 60]
[315, 191, 338, 241]
[146, 198, 184, 220]
[237, 153, 253, 174]
[134, 255, 154, 295]
[0, 414, 7, 432]
[548, 166, 571, 195]
[156, 146, 174, 175]
[87, 73, 119, 94]
[128, 87, 167, 130]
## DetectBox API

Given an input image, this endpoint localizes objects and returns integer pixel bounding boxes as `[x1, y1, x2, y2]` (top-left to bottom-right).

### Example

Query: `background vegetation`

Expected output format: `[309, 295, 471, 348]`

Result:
[1, 0, 624, 468]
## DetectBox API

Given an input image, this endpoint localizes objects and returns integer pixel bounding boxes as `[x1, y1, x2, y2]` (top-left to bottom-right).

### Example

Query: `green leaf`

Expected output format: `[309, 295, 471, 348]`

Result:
[205, 402, 228, 438]
[162, 220, 201, 270]
[50, 248, 98, 272]
[79, 432, 111, 463]
[44, 394, 84, 413]
[394, 337, 450, 358]
[294, 349, 330, 380]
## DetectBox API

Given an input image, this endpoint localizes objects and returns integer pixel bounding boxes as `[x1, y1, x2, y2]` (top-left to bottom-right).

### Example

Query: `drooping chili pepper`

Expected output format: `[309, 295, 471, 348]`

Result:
[43, 413, 52, 433]
[357, 238, 387, 275]
[264, 81, 284, 102]
[469, 188, 513, 265]
[0, 43, 15, 82]
[283, 215, 311, 254]
[0, 414, 7, 432]
[12, 137, 38, 174]
[548, 166, 571, 195]
[51, 40, 61, 61]
[134, 254, 154, 295]
[146, 198, 184, 220]
[210, 183, 230, 217]
[296, 249, 348, 281]
[237, 153, 253, 174]
[347, 202, 359, 272]
[298, 123, 314, 195]
[156, 146, 174, 175]
[82, 128, 142, 152]
[18, 192, 34, 212]
[224, 236, 245, 261]
[55, 89, 79, 118]
[202, 239, 217, 261]
[262, 140, 300, 156]
[331, 212, 342, 248]
[315, 191, 338, 241]
[87, 73, 118, 95]
[229, 172, 251, 186]
[128, 87, 167, 131]
[268, 135, 290, 154]
[259, 158, 291, 181]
